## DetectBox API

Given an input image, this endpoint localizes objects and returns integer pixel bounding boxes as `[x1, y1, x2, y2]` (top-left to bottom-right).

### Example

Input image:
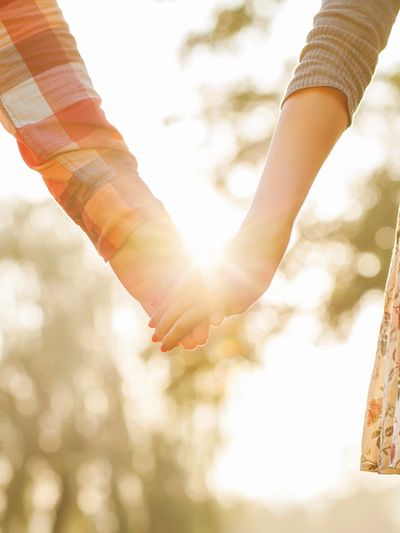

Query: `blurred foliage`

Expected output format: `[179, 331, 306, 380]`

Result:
[0, 199, 225, 532]
[280, 166, 400, 342]
[215, 485, 400, 533]
[1, 0, 400, 531]
[178, 0, 280, 60]
[0, 200, 394, 532]
[178, 0, 400, 343]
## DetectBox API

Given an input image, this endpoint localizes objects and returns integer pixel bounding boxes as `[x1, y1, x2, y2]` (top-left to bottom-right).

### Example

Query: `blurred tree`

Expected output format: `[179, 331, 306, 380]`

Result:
[215, 484, 400, 533]
[0, 199, 225, 532]
[1, 1, 400, 531]
[176, 0, 400, 344]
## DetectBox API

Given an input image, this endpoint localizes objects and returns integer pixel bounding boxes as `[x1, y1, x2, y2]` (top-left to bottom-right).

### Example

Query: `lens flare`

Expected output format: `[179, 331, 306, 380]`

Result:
[182, 232, 225, 271]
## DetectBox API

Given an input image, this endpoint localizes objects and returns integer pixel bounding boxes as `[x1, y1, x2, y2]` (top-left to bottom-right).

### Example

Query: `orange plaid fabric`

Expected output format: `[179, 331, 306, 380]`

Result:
[0, 0, 166, 262]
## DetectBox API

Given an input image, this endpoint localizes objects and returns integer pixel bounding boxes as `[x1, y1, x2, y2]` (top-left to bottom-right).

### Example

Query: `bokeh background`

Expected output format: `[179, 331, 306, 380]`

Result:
[1, 0, 400, 531]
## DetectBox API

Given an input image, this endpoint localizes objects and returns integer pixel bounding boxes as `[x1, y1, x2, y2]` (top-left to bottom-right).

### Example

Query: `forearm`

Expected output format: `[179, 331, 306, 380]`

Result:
[240, 86, 349, 244]
[151, 87, 349, 346]
[240, 0, 400, 247]
[0, 0, 166, 263]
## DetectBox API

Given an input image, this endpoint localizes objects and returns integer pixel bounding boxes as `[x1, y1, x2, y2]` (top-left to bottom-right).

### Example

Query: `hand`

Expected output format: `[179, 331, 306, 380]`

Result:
[149, 219, 293, 351]
[108, 204, 221, 350]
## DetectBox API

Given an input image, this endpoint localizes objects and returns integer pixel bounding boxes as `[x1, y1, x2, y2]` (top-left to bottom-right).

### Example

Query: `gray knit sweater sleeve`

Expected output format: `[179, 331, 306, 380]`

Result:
[280, 0, 400, 128]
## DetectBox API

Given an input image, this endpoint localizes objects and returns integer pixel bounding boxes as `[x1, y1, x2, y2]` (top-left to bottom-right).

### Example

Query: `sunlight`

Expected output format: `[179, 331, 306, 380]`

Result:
[165, 181, 240, 272]
[180, 225, 226, 271]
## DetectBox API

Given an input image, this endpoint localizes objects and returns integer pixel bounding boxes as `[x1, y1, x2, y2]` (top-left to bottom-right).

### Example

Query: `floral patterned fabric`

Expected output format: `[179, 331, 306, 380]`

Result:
[360, 206, 400, 473]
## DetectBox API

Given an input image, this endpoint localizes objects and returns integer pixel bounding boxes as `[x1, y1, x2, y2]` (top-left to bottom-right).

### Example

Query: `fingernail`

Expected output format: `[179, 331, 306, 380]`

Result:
[152, 334, 159, 342]
[161, 345, 168, 353]
[148, 318, 155, 328]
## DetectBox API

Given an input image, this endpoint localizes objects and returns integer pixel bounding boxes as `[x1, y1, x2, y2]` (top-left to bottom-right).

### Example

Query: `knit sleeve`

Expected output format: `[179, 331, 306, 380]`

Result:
[280, 0, 400, 128]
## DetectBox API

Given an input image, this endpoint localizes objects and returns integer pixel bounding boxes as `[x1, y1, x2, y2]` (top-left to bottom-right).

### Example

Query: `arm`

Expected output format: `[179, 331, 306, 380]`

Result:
[0, 0, 167, 263]
[151, 86, 349, 351]
[236, 0, 400, 255]
[150, 0, 400, 351]
[239, 86, 348, 241]
[232, 0, 400, 276]
[0, 0, 211, 348]
[280, 0, 400, 129]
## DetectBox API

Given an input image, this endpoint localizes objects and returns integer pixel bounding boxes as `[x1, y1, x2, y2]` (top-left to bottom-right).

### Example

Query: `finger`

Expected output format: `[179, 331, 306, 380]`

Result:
[193, 320, 210, 346]
[180, 331, 196, 350]
[154, 287, 198, 341]
[141, 298, 156, 318]
[161, 304, 210, 351]
[156, 278, 225, 342]
[144, 292, 164, 317]
[209, 310, 225, 327]
[180, 320, 210, 350]
[149, 271, 196, 328]
[148, 277, 188, 328]
[181, 320, 210, 350]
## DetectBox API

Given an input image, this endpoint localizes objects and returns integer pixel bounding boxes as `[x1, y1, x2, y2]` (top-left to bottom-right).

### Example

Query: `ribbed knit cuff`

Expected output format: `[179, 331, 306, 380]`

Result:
[280, 80, 353, 129]
[280, 20, 382, 129]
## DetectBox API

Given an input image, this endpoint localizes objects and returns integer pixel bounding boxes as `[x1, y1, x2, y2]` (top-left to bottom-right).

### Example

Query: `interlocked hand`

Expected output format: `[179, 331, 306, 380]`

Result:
[109, 211, 224, 350]
[148, 220, 292, 351]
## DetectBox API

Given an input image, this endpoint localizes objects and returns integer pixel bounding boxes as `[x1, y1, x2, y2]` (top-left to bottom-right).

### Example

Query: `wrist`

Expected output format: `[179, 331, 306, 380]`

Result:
[244, 201, 295, 233]
[236, 211, 293, 259]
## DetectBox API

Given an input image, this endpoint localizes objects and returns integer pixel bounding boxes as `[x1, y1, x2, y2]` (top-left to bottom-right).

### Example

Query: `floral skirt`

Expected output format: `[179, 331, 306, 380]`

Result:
[360, 206, 400, 474]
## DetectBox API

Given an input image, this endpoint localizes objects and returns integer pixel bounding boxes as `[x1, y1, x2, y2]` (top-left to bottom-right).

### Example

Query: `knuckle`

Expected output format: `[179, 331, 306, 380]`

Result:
[174, 324, 184, 336]
[182, 341, 194, 350]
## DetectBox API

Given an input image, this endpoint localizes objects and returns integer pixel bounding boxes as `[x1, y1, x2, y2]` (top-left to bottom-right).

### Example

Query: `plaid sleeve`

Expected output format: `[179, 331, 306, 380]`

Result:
[0, 0, 169, 262]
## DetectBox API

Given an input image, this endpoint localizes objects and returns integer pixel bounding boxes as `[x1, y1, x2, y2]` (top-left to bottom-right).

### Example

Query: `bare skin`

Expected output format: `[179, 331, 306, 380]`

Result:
[108, 205, 223, 349]
[148, 86, 350, 351]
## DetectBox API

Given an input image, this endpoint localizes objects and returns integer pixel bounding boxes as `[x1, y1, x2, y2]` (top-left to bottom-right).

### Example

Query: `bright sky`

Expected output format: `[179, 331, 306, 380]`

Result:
[2, 0, 400, 510]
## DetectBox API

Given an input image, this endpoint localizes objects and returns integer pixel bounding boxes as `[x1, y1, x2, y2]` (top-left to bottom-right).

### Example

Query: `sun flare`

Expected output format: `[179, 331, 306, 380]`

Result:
[167, 185, 237, 272]
[181, 228, 226, 271]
